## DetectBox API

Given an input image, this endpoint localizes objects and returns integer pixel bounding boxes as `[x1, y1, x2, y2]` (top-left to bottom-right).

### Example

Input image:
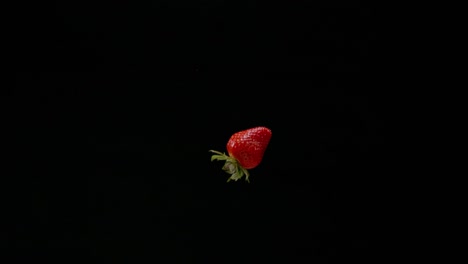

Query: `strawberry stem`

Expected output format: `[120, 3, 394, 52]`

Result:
[209, 150, 250, 182]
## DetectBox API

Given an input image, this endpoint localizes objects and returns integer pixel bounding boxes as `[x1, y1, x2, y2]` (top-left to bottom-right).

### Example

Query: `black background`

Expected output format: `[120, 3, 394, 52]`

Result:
[11, 1, 386, 263]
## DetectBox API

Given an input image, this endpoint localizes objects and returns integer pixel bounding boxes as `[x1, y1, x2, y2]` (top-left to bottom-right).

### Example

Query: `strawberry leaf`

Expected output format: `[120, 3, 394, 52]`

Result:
[209, 150, 251, 183]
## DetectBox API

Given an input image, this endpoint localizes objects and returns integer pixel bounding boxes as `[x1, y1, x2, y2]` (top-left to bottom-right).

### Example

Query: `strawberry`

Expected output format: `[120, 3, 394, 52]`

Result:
[210, 126, 272, 182]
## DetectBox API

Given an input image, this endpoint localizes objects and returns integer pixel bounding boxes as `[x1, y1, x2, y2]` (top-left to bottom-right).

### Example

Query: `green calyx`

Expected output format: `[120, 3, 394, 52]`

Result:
[209, 150, 250, 183]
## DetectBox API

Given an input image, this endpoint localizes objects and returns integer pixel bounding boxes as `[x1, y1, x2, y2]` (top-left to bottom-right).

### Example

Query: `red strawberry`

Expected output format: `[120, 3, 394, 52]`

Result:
[210, 126, 272, 182]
